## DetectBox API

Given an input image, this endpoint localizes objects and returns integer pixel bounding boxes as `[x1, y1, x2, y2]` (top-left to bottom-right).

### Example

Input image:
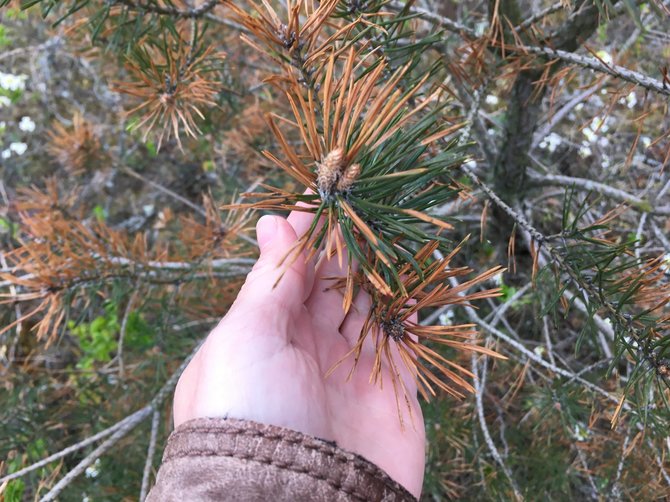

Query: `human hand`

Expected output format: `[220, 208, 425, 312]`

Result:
[173, 209, 425, 498]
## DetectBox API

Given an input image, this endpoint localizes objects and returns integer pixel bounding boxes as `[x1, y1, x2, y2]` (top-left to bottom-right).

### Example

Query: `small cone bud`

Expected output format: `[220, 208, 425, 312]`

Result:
[317, 148, 344, 195]
[336, 163, 360, 192]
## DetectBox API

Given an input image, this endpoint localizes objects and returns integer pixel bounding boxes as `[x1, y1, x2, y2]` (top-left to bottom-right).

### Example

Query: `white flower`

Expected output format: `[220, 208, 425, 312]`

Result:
[626, 91, 638, 109]
[661, 253, 670, 273]
[439, 309, 455, 326]
[85, 459, 100, 479]
[19, 117, 35, 132]
[541, 132, 563, 153]
[1, 149, 10, 159]
[0, 96, 10, 107]
[19, 116, 35, 133]
[641, 136, 651, 149]
[582, 127, 596, 143]
[9, 142, 27, 156]
[0, 71, 28, 92]
[485, 94, 499, 106]
[579, 145, 592, 158]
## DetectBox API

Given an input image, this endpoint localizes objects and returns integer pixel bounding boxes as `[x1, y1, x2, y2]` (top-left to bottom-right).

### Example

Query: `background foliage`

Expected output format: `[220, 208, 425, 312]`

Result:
[1, 0, 670, 500]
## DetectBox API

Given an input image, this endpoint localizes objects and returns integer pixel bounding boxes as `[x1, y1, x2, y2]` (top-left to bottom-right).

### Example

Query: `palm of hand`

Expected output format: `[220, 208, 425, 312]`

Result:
[174, 212, 425, 498]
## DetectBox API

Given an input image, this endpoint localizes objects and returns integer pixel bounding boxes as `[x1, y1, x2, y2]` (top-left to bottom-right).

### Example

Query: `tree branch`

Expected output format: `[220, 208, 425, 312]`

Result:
[527, 171, 670, 215]
[517, 44, 670, 97]
[387, 1, 478, 38]
[471, 351, 524, 501]
[139, 410, 161, 502]
[2, 338, 204, 491]
[115, 0, 220, 19]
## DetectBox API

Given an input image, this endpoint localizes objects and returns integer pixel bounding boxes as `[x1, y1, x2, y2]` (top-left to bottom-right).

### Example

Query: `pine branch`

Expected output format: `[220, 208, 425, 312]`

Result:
[139, 410, 160, 502]
[115, 0, 221, 18]
[0, 37, 61, 62]
[651, 221, 670, 252]
[386, 1, 478, 38]
[517, 44, 670, 97]
[464, 296, 620, 403]
[471, 350, 524, 501]
[26, 339, 202, 500]
[0, 408, 150, 485]
[527, 171, 670, 215]
[0, 329, 206, 487]
[531, 83, 606, 149]
[610, 430, 632, 499]
[38, 412, 151, 502]
[513, 1, 566, 32]
[460, 159, 670, 391]
[0, 257, 253, 292]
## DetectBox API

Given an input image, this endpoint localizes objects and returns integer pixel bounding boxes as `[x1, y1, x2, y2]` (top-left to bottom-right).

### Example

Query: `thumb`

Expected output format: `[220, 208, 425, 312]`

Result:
[236, 215, 310, 308]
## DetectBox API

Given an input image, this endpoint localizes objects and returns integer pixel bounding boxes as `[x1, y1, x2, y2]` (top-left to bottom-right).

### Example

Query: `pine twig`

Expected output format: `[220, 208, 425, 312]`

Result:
[514, 1, 566, 32]
[610, 430, 632, 499]
[651, 221, 670, 252]
[121, 166, 257, 246]
[0, 37, 61, 62]
[518, 44, 670, 97]
[115, 0, 221, 19]
[38, 337, 201, 501]
[39, 410, 151, 502]
[460, 163, 546, 244]
[465, 304, 620, 404]
[139, 410, 161, 501]
[3, 338, 204, 491]
[471, 351, 525, 501]
[527, 172, 670, 216]
[542, 316, 557, 366]
[487, 283, 532, 328]
[574, 444, 600, 498]
[387, 1, 478, 38]
[0, 408, 149, 485]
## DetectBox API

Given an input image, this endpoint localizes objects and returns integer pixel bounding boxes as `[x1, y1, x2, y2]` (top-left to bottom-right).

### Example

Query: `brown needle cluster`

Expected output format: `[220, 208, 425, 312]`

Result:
[47, 113, 104, 174]
[113, 40, 224, 150]
[336, 241, 506, 413]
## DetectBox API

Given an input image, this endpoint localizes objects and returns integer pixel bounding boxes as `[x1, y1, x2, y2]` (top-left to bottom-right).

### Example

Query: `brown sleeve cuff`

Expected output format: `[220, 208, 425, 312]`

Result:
[146, 417, 416, 502]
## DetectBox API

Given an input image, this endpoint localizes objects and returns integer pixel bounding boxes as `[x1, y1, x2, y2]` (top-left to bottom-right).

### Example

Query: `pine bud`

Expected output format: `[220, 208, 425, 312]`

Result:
[336, 163, 360, 192]
[317, 147, 344, 196]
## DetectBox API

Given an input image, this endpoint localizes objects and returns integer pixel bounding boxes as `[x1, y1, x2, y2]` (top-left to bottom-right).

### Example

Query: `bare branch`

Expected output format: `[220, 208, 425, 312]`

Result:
[514, 2, 566, 32]
[0, 408, 151, 485]
[115, 0, 221, 19]
[387, 1, 478, 38]
[2, 338, 204, 490]
[471, 352, 524, 501]
[517, 44, 670, 97]
[610, 429, 632, 499]
[39, 409, 151, 502]
[139, 410, 161, 502]
[527, 171, 670, 215]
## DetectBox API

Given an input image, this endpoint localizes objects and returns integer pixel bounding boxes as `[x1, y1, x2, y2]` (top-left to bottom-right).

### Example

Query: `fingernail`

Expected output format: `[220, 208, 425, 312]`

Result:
[256, 215, 278, 251]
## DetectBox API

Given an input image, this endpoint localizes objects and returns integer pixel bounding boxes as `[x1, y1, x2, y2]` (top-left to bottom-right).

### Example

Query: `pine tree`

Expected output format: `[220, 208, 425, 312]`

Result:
[1, 0, 669, 499]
